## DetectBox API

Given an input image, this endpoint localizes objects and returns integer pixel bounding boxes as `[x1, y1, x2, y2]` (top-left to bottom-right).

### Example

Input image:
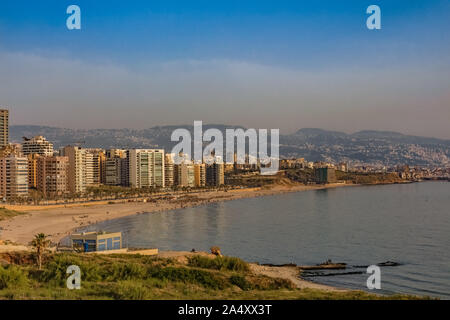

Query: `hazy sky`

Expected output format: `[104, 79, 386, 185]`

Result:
[0, 0, 449, 138]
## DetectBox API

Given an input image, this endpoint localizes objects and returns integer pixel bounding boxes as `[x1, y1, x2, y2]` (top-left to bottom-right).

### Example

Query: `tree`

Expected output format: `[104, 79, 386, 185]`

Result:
[30, 233, 51, 270]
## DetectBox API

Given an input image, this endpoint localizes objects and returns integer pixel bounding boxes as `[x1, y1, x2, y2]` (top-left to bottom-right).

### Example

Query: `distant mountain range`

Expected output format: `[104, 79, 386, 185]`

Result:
[10, 125, 450, 167]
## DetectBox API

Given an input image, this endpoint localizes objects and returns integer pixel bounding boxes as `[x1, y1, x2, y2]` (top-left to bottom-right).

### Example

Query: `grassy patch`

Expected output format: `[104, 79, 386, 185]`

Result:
[0, 207, 27, 221]
[0, 252, 430, 300]
[335, 171, 404, 184]
[0, 265, 29, 289]
[151, 267, 228, 290]
[187, 255, 250, 272]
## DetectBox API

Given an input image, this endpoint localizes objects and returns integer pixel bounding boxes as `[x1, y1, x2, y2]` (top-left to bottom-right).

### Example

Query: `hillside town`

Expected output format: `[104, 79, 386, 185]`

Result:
[0, 109, 448, 204]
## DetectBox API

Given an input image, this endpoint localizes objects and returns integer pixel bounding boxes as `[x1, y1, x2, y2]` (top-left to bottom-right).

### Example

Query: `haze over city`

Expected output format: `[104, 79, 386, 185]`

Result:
[0, 0, 449, 138]
[0, 1, 450, 305]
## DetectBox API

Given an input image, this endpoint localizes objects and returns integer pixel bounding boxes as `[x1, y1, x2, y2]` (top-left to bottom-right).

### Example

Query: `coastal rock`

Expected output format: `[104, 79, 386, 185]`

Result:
[210, 246, 222, 256]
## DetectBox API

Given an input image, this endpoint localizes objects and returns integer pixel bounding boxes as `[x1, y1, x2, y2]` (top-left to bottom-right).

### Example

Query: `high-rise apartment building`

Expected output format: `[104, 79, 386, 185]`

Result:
[22, 136, 54, 156]
[61, 147, 104, 192]
[174, 163, 195, 187]
[62, 146, 86, 193]
[0, 155, 28, 199]
[106, 149, 126, 159]
[84, 149, 104, 186]
[0, 109, 9, 147]
[194, 163, 206, 187]
[105, 149, 129, 187]
[99, 151, 106, 184]
[164, 153, 174, 188]
[206, 163, 225, 187]
[37, 156, 69, 197]
[84, 151, 95, 186]
[105, 157, 119, 186]
[120, 155, 129, 187]
[105, 157, 124, 186]
[128, 149, 165, 188]
[27, 154, 39, 189]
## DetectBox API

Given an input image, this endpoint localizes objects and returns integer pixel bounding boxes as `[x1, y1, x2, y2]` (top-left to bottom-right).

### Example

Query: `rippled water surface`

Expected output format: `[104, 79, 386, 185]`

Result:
[80, 181, 450, 298]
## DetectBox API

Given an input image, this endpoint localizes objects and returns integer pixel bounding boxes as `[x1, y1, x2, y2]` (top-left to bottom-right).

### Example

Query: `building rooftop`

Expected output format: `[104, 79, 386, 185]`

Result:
[71, 231, 120, 237]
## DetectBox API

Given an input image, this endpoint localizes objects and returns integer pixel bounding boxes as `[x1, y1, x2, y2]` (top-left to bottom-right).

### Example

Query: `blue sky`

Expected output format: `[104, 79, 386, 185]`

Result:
[0, 1, 449, 138]
[1, 0, 448, 67]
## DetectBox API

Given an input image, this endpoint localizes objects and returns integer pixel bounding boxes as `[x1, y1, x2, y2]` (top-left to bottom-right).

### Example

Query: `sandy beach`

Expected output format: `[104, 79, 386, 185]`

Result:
[0, 183, 350, 245]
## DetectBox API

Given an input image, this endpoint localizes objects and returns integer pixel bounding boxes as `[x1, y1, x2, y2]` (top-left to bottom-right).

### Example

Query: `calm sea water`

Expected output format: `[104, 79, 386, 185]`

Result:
[79, 181, 450, 298]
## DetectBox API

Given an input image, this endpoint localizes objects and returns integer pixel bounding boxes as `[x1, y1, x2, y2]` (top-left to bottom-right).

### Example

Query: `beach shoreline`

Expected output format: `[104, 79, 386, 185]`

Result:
[0, 183, 352, 245]
[1, 181, 431, 297]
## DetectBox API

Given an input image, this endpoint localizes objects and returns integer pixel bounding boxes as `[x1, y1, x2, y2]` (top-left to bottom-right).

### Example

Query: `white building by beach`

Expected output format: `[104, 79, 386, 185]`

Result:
[128, 149, 165, 188]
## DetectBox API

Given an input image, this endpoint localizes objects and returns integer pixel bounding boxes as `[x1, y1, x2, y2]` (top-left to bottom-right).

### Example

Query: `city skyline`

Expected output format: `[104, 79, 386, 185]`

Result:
[0, 1, 449, 304]
[1, 1, 449, 138]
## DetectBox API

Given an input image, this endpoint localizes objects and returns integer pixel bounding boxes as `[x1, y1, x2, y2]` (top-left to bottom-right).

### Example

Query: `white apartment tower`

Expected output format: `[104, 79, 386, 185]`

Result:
[22, 136, 54, 156]
[84, 151, 95, 186]
[63, 146, 86, 193]
[128, 149, 165, 188]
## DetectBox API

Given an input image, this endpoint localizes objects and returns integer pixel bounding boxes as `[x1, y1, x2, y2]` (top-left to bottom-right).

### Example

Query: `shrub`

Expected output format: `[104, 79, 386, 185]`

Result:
[150, 267, 228, 290]
[0, 265, 29, 289]
[266, 277, 295, 290]
[0, 207, 26, 221]
[247, 275, 295, 291]
[229, 275, 252, 291]
[187, 255, 250, 272]
[220, 256, 250, 272]
[106, 263, 147, 281]
[41, 254, 102, 284]
[114, 281, 149, 300]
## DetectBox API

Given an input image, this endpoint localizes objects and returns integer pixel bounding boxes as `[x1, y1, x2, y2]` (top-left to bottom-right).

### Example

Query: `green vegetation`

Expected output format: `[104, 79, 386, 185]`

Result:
[0, 265, 29, 289]
[284, 168, 316, 184]
[226, 173, 296, 188]
[335, 171, 404, 184]
[187, 255, 250, 272]
[284, 168, 406, 185]
[0, 252, 427, 300]
[0, 207, 27, 221]
[30, 233, 51, 270]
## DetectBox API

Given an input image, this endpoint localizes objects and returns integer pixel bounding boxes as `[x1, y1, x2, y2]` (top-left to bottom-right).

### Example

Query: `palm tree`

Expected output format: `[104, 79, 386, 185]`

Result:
[30, 233, 51, 270]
